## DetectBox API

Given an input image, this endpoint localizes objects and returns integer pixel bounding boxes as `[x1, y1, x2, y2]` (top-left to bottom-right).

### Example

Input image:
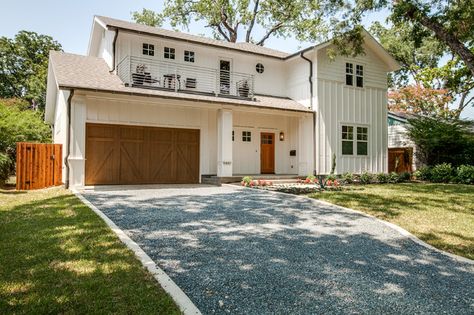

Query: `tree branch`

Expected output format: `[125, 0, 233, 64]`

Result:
[246, 0, 260, 42]
[255, 22, 284, 46]
[220, 7, 237, 42]
[402, 2, 474, 76]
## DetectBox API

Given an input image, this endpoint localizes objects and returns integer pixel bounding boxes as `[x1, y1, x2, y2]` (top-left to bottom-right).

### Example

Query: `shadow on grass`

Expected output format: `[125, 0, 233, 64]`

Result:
[0, 193, 179, 314]
[82, 187, 474, 314]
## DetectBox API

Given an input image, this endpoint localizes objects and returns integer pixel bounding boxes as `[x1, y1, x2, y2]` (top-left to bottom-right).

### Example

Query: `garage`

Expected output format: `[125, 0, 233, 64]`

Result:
[85, 123, 200, 185]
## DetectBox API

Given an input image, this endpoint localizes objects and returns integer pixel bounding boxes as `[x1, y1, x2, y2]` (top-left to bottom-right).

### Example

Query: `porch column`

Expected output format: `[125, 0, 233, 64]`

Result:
[68, 95, 87, 187]
[298, 113, 314, 176]
[217, 109, 233, 177]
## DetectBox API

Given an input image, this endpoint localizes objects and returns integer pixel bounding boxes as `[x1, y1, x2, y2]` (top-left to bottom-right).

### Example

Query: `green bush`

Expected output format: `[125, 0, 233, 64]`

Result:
[430, 163, 454, 183]
[342, 172, 354, 184]
[0, 152, 12, 184]
[414, 166, 432, 181]
[376, 173, 389, 183]
[359, 171, 373, 184]
[388, 172, 400, 183]
[455, 165, 474, 184]
[399, 172, 411, 182]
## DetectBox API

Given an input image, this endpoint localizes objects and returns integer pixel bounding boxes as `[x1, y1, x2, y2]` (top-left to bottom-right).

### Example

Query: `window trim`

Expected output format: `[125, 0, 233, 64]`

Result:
[340, 123, 369, 156]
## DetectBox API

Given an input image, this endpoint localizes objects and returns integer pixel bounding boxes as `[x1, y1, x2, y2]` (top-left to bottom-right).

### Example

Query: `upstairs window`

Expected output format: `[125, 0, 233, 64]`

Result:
[164, 47, 175, 59]
[346, 62, 364, 87]
[345, 63, 353, 86]
[356, 65, 364, 87]
[184, 50, 195, 62]
[142, 43, 154, 56]
[242, 131, 251, 142]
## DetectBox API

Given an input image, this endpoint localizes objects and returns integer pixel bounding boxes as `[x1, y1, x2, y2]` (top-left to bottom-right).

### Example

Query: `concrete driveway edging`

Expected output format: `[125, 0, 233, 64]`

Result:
[72, 189, 202, 315]
[229, 184, 474, 265]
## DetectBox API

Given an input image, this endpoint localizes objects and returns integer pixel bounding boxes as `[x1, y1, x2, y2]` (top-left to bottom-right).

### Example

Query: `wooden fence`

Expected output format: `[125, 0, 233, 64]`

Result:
[388, 147, 413, 173]
[16, 143, 62, 190]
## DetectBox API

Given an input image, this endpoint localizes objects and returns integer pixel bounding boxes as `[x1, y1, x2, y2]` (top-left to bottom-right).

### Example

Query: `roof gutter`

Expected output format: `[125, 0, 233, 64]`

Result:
[299, 50, 317, 176]
[65, 89, 74, 189]
[109, 28, 119, 73]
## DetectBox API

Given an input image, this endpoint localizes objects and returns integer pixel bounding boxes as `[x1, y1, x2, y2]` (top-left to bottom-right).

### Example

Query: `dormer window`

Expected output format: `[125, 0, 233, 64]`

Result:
[142, 43, 154, 56]
[164, 47, 175, 59]
[184, 50, 195, 62]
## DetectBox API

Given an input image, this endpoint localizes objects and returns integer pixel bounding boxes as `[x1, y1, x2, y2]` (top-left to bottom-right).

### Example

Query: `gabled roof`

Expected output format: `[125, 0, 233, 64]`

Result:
[94, 16, 290, 59]
[46, 51, 312, 119]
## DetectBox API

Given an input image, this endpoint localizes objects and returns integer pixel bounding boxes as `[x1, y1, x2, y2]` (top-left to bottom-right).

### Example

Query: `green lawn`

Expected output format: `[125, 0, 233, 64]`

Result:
[0, 187, 180, 314]
[309, 183, 474, 260]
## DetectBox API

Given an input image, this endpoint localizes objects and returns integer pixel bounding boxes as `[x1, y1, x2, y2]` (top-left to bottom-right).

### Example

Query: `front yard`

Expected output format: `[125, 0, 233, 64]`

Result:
[310, 183, 474, 260]
[0, 187, 180, 314]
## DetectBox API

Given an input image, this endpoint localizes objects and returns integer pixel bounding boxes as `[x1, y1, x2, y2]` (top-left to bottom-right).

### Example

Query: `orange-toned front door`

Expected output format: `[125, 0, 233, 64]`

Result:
[260, 133, 275, 174]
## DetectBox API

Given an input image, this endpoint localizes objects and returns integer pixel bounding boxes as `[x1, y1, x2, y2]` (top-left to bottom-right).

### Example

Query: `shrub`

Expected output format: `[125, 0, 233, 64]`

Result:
[455, 165, 474, 184]
[388, 172, 400, 183]
[413, 166, 432, 181]
[0, 152, 12, 184]
[241, 176, 253, 187]
[399, 172, 411, 182]
[342, 172, 354, 184]
[359, 171, 373, 184]
[430, 163, 454, 183]
[376, 173, 389, 183]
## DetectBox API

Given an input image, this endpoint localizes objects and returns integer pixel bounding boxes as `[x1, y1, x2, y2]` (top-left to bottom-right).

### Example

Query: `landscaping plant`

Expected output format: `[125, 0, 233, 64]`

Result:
[455, 165, 474, 184]
[241, 176, 253, 187]
[430, 163, 454, 183]
[376, 173, 389, 183]
[359, 171, 373, 184]
[342, 172, 354, 184]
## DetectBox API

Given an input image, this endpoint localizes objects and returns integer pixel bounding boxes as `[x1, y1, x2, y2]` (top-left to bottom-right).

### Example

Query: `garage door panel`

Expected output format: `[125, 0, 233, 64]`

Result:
[86, 123, 199, 185]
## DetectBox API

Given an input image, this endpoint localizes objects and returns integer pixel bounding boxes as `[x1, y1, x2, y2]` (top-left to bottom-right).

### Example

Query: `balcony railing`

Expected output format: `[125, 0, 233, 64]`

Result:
[117, 56, 255, 100]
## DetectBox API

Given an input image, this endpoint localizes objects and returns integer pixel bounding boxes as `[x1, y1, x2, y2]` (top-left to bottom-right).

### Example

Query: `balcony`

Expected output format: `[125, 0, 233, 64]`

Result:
[117, 56, 255, 100]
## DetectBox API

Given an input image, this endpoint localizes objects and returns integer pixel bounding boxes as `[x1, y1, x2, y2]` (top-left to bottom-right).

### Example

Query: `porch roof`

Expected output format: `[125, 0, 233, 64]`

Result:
[48, 51, 312, 113]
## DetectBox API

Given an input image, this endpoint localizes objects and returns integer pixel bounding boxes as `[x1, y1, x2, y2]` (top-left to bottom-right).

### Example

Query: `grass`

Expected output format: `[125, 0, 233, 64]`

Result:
[309, 183, 474, 260]
[0, 187, 180, 314]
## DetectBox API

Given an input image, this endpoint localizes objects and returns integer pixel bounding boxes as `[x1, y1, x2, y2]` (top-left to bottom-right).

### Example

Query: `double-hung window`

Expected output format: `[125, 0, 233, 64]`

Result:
[346, 62, 364, 87]
[341, 125, 368, 156]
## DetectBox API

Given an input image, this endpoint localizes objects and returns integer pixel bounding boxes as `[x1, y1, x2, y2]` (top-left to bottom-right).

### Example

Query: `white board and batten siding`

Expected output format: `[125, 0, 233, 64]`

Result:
[315, 45, 389, 174]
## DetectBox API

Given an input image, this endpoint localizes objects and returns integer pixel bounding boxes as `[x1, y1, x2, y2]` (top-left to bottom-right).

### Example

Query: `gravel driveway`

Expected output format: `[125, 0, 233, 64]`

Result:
[82, 185, 474, 314]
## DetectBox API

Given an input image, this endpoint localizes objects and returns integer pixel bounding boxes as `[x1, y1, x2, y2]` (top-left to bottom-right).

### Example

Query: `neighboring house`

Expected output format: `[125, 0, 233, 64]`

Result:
[45, 16, 399, 187]
[387, 111, 416, 172]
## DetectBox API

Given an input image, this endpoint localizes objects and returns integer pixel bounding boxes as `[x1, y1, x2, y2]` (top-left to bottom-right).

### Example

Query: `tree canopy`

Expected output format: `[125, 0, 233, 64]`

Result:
[0, 31, 62, 109]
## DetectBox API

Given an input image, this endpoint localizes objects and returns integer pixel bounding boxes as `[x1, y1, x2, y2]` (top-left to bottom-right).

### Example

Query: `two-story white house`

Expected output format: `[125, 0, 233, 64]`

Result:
[45, 16, 399, 187]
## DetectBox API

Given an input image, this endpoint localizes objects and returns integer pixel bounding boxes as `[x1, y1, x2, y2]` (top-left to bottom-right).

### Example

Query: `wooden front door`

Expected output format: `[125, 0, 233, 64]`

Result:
[85, 123, 200, 185]
[260, 133, 275, 174]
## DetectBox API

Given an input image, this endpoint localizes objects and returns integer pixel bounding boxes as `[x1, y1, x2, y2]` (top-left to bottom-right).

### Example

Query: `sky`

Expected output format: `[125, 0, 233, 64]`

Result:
[1, 0, 472, 118]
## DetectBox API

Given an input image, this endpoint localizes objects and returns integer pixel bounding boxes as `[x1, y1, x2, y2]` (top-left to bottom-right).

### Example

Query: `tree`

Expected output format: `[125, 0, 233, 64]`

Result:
[132, 0, 335, 46]
[0, 31, 62, 109]
[0, 98, 52, 181]
[406, 116, 474, 166]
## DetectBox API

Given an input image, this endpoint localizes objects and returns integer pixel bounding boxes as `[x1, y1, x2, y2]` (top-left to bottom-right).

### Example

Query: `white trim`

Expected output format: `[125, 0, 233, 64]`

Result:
[72, 190, 202, 314]
[227, 184, 474, 265]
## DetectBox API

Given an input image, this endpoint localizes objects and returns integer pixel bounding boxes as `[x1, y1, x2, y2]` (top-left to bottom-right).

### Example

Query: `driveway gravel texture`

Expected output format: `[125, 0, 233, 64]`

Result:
[82, 185, 474, 315]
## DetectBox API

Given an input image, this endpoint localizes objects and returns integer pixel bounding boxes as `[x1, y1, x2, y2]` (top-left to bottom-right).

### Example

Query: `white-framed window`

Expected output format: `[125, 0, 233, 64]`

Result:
[164, 47, 175, 59]
[356, 65, 364, 87]
[184, 50, 195, 62]
[143, 43, 154, 56]
[346, 62, 364, 87]
[341, 125, 368, 156]
[242, 131, 251, 142]
[345, 63, 353, 86]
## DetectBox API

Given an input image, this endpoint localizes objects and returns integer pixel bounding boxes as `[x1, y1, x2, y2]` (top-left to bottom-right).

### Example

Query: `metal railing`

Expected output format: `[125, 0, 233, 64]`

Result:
[117, 56, 255, 99]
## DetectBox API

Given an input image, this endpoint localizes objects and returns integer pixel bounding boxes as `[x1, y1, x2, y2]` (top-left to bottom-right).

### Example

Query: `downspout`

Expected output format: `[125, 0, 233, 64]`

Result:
[64, 89, 74, 189]
[300, 51, 317, 176]
[109, 28, 119, 73]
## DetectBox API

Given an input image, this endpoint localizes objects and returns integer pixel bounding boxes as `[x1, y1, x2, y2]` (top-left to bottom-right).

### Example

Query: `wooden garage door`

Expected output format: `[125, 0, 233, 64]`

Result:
[85, 123, 200, 185]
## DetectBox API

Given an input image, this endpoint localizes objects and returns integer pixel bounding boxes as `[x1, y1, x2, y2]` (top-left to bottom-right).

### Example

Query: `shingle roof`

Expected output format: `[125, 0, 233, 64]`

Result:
[95, 16, 290, 59]
[49, 51, 311, 113]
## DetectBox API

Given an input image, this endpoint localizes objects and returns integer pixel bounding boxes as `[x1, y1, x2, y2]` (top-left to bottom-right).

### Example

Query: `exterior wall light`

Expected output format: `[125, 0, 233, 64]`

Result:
[279, 131, 284, 141]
